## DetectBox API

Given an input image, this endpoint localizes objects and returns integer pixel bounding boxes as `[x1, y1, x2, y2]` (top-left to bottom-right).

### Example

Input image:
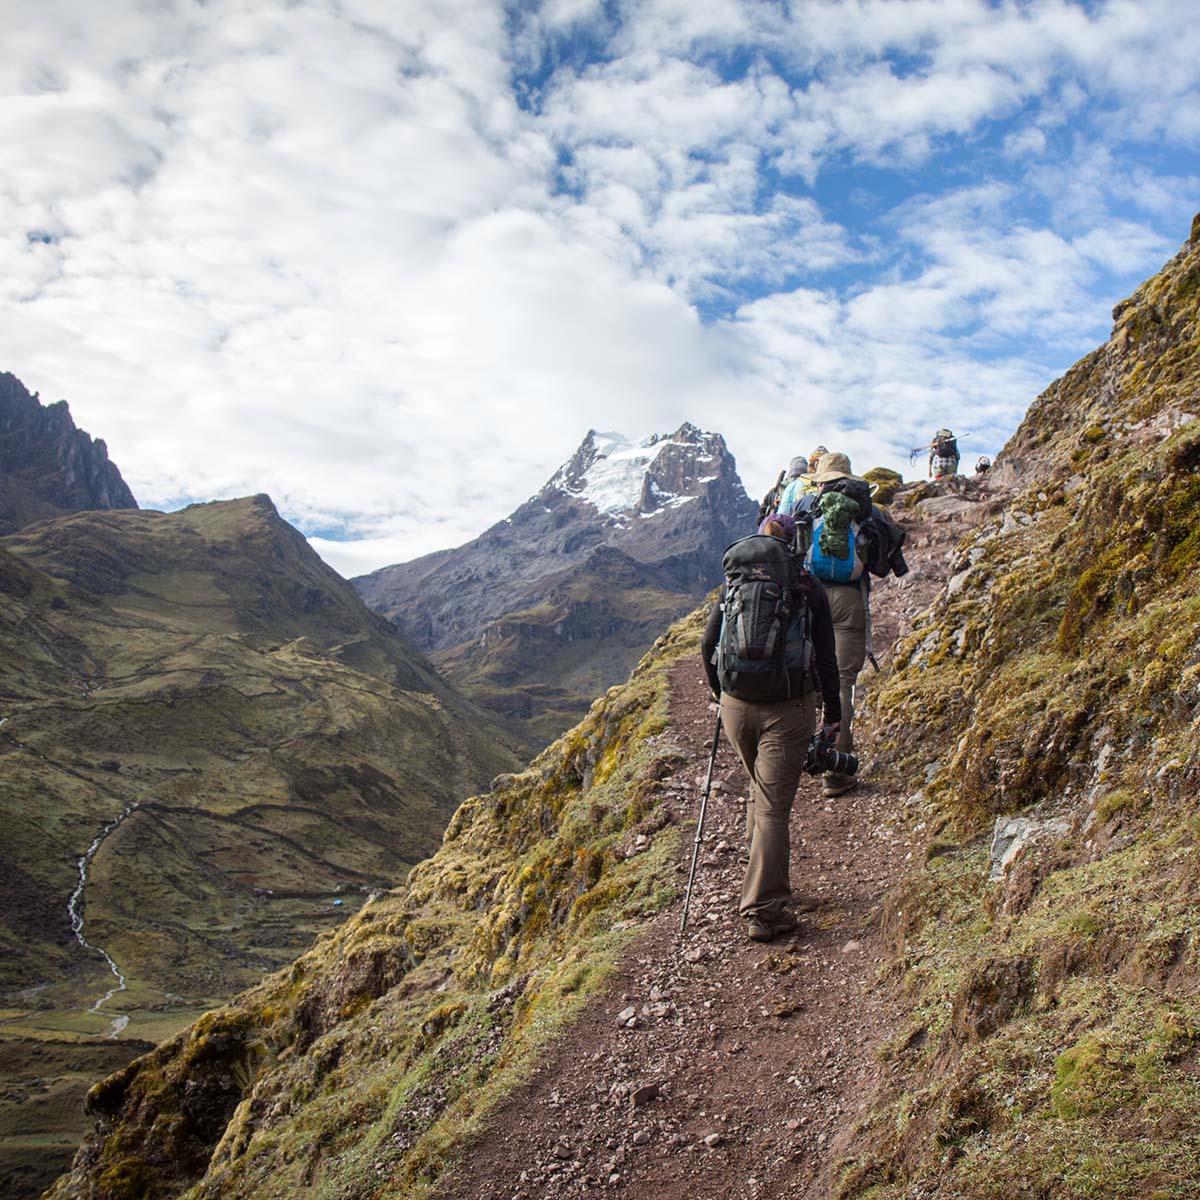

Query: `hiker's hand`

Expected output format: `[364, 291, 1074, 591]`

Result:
[821, 721, 840, 743]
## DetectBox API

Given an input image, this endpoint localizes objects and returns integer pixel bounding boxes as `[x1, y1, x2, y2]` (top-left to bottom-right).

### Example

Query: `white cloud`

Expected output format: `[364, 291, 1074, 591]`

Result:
[2, 0, 1196, 576]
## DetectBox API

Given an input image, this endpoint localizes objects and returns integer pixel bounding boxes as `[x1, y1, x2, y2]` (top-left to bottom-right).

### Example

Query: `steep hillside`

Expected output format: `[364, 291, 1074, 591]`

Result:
[355, 424, 757, 751]
[46, 601, 710, 1200]
[0, 373, 137, 534]
[830, 213, 1200, 1197]
[0, 496, 518, 1198]
[37, 469, 960, 1200]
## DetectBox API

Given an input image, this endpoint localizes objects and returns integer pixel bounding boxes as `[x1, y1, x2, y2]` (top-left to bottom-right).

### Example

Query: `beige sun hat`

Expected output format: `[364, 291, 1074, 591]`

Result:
[802, 450, 867, 485]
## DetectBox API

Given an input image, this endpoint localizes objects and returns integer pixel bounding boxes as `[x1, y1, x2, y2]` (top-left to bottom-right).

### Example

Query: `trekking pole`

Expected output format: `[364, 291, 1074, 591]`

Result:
[679, 705, 723, 939]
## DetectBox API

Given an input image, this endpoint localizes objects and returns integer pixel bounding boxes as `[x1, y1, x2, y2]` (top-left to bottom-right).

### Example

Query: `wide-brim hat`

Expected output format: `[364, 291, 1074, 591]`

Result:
[801, 450, 866, 484]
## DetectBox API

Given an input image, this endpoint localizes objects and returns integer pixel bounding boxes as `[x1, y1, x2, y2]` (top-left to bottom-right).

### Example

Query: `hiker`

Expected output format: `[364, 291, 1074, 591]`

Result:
[775, 455, 816, 517]
[928, 428, 960, 480]
[756, 455, 807, 525]
[975, 455, 991, 476]
[792, 451, 894, 798]
[700, 512, 842, 943]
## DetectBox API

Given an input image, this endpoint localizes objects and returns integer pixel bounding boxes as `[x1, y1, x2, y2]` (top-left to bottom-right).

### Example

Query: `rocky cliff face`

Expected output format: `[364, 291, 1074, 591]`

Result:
[0, 372, 137, 534]
[354, 423, 757, 750]
[0, 495, 518, 1199]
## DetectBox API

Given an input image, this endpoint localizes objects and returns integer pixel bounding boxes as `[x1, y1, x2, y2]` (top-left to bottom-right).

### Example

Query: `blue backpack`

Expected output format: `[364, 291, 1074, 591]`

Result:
[791, 491, 867, 584]
[808, 516, 864, 583]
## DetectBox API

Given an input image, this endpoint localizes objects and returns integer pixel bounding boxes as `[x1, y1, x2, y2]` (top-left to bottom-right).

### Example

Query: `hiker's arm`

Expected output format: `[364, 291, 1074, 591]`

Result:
[808, 586, 842, 724]
[700, 595, 723, 698]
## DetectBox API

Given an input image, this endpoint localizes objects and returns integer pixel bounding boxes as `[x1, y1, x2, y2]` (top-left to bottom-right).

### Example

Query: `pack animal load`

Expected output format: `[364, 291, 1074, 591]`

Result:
[717, 534, 813, 703]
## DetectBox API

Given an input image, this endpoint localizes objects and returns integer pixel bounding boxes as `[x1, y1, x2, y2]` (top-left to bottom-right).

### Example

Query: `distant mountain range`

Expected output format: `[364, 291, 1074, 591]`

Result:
[0, 372, 137, 535]
[353, 423, 757, 750]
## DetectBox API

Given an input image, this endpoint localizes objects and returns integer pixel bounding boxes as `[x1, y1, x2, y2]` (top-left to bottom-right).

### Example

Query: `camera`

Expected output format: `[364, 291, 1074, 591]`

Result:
[804, 729, 859, 777]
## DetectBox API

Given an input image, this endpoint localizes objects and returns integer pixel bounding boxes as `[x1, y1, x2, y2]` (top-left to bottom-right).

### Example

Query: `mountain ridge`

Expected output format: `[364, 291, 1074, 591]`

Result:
[0, 372, 137, 535]
[0, 492, 520, 1199]
[353, 422, 757, 750]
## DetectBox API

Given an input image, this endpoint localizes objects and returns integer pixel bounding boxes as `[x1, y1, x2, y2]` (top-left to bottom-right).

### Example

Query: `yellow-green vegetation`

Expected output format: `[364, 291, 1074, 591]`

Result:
[832, 218, 1200, 1196]
[0, 496, 519, 1195]
[863, 467, 905, 506]
[45, 606, 707, 1200]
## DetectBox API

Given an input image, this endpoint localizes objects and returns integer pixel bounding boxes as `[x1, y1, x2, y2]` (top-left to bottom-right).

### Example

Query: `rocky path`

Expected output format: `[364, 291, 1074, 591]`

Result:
[437, 485, 985, 1200]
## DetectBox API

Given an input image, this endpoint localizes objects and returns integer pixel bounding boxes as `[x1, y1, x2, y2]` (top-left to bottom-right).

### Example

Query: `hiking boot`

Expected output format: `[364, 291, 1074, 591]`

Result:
[746, 911, 797, 943]
[746, 915, 776, 943]
[771, 910, 798, 935]
[823, 772, 858, 798]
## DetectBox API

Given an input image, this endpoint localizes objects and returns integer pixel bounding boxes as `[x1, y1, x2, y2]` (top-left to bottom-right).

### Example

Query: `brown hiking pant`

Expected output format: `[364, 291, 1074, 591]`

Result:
[824, 582, 866, 753]
[720, 691, 817, 919]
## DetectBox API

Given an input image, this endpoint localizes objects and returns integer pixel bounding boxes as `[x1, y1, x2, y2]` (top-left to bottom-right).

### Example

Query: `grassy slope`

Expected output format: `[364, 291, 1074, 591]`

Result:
[831, 216, 1200, 1198]
[0, 496, 519, 1197]
[0, 496, 518, 1010]
[45, 606, 706, 1200]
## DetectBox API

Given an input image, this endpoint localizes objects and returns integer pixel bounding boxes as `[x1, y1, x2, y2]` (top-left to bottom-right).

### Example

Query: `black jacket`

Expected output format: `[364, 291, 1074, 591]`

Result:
[700, 580, 842, 723]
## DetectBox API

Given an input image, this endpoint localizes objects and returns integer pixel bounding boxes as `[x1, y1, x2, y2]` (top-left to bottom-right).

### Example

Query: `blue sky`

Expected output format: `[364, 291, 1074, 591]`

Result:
[3, 0, 1198, 575]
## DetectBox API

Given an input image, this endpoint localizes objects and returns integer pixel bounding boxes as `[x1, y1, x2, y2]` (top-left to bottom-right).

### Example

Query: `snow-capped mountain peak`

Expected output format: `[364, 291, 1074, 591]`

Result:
[549, 424, 727, 520]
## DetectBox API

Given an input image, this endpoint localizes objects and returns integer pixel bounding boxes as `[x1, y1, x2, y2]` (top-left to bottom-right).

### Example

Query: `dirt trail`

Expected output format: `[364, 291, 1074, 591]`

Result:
[438, 487, 985, 1200]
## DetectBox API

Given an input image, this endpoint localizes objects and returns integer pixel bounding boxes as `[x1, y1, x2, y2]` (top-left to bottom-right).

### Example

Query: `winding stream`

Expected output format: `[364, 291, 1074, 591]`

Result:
[68, 802, 139, 1038]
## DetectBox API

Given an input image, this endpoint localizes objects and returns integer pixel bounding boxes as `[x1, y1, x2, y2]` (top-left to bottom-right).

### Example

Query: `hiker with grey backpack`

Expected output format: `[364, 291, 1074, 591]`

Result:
[698, 512, 844, 944]
[755, 454, 808, 525]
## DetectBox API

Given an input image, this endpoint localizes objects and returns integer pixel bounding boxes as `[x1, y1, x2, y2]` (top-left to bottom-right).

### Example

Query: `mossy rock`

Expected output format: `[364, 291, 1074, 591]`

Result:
[900, 480, 941, 507]
[863, 466, 904, 505]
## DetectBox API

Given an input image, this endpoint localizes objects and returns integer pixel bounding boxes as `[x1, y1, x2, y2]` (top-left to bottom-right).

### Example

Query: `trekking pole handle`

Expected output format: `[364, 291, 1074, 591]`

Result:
[679, 704, 723, 939]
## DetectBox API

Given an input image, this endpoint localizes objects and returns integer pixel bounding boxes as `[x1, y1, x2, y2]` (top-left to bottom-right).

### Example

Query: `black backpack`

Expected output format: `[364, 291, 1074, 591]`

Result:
[717, 535, 813, 703]
[858, 505, 910, 578]
[933, 434, 959, 459]
[820, 476, 873, 521]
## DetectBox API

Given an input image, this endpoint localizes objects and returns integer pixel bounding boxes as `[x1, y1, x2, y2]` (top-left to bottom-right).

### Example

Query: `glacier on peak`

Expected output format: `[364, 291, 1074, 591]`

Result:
[551, 426, 721, 517]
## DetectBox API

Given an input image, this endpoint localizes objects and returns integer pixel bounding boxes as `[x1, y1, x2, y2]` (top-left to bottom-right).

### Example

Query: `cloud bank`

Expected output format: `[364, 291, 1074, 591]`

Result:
[3, 0, 1197, 574]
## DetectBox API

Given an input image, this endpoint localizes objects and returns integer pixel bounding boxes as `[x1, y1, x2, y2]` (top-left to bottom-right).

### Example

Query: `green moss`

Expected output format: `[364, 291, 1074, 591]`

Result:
[863, 467, 905, 505]
[95, 1157, 158, 1199]
[1063, 909, 1103, 939]
[1052, 1037, 1136, 1119]
[1095, 790, 1135, 823]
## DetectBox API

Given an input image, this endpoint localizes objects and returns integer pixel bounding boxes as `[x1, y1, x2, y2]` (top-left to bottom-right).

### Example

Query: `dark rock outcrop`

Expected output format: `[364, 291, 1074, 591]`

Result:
[0, 372, 137, 534]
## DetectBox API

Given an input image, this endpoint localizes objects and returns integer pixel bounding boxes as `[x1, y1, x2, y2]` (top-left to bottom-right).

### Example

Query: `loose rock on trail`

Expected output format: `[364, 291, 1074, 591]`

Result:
[437, 481, 984, 1200]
